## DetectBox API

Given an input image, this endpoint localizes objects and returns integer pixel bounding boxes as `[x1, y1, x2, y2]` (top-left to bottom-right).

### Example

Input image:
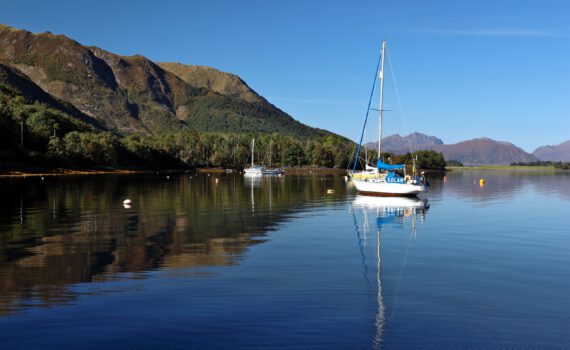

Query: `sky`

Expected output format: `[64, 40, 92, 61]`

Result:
[1, 0, 569, 152]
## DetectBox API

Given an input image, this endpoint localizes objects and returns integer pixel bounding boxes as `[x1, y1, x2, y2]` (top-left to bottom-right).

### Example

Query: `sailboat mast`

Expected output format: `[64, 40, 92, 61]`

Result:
[378, 40, 387, 160]
[252, 139, 255, 167]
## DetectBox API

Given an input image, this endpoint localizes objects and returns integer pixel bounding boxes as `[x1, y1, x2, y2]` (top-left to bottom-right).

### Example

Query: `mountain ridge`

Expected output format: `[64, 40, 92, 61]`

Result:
[0, 23, 332, 139]
[0, 62, 106, 130]
[532, 140, 570, 162]
[157, 62, 267, 104]
[367, 132, 540, 165]
[366, 132, 444, 153]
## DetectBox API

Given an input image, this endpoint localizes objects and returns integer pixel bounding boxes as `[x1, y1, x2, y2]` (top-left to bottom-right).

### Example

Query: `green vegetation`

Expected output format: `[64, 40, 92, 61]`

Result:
[4, 25, 554, 173]
[447, 165, 557, 171]
[511, 161, 570, 170]
[0, 89, 355, 169]
[446, 160, 464, 167]
[0, 90, 447, 172]
[0, 25, 335, 139]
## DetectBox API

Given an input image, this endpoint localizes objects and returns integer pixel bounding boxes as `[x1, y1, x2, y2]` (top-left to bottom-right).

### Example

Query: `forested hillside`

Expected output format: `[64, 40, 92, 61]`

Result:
[0, 24, 356, 170]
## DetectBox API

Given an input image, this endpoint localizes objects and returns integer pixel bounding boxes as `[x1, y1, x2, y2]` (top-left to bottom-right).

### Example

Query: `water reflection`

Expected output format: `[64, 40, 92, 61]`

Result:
[0, 173, 348, 315]
[350, 195, 429, 349]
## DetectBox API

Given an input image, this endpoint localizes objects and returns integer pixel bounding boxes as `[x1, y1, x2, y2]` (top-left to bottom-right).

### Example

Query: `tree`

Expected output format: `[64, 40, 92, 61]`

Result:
[282, 141, 304, 166]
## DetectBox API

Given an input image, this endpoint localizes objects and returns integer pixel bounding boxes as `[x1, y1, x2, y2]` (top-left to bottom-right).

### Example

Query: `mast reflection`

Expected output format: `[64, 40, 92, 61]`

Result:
[351, 195, 429, 349]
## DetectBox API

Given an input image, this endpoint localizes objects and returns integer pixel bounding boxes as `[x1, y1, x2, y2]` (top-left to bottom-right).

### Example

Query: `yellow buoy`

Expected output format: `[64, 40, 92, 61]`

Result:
[479, 178, 485, 185]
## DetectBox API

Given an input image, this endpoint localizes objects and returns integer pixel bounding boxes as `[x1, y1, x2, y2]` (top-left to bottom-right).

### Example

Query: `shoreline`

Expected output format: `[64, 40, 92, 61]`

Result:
[445, 165, 562, 171]
[0, 166, 350, 178]
[5, 165, 560, 178]
[0, 168, 155, 178]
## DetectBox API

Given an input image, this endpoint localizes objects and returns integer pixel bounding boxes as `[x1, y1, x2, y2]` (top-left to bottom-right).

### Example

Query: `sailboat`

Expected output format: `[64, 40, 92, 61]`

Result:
[350, 40, 428, 196]
[244, 139, 263, 176]
[262, 141, 284, 175]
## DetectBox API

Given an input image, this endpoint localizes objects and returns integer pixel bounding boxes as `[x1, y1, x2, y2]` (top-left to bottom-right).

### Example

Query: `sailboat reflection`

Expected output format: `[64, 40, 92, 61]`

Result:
[244, 175, 262, 212]
[351, 195, 429, 348]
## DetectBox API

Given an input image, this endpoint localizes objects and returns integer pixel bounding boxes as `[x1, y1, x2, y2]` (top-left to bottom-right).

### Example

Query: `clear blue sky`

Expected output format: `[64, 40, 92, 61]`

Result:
[1, 0, 569, 151]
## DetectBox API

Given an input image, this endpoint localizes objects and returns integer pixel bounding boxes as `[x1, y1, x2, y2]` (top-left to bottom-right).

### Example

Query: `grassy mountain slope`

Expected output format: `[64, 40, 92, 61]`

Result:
[0, 24, 331, 139]
[157, 62, 266, 104]
[158, 62, 331, 137]
[0, 63, 105, 130]
[0, 24, 201, 134]
[0, 63, 101, 163]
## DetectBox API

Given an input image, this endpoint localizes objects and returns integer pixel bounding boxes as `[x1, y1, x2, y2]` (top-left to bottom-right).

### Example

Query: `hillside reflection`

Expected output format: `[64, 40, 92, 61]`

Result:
[0, 173, 348, 315]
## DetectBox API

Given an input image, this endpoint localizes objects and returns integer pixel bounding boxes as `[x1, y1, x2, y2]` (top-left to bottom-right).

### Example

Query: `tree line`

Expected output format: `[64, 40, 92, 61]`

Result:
[0, 95, 356, 169]
[511, 161, 570, 170]
[0, 92, 447, 170]
[353, 148, 447, 171]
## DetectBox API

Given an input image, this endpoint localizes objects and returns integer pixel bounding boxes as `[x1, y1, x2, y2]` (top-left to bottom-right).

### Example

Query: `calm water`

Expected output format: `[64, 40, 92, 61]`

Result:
[0, 171, 569, 349]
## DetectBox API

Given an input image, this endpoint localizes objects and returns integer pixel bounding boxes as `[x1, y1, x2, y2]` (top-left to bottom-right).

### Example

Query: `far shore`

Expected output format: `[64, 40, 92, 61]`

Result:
[0, 168, 155, 178]
[2, 164, 564, 178]
[446, 165, 562, 171]
[0, 166, 349, 178]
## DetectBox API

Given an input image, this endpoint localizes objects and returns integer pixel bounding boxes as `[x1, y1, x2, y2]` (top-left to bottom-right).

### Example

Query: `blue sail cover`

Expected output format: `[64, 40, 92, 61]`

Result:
[377, 160, 405, 170]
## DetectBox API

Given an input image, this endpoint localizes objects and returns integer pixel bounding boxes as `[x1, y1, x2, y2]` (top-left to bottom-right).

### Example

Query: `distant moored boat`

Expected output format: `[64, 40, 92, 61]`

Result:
[244, 138, 263, 176]
[262, 141, 284, 175]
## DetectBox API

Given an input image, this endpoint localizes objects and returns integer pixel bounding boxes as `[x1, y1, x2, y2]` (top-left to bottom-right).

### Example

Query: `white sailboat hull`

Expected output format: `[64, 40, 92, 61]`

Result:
[244, 168, 263, 176]
[352, 178, 426, 196]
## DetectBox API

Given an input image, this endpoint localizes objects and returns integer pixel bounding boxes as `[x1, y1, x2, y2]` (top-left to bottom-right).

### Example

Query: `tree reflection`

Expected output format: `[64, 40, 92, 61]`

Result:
[0, 173, 348, 315]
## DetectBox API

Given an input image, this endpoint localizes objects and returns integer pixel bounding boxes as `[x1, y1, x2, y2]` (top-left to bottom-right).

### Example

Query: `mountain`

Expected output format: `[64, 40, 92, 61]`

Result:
[366, 132, 443, 153]
[157, 62, 265, 104]
[0, 62, 104, 130]
[0, 24, 330, 138]
[532, 141, 570, 162]
[430, 138, 539, 165]
[367, 132, 539, 165]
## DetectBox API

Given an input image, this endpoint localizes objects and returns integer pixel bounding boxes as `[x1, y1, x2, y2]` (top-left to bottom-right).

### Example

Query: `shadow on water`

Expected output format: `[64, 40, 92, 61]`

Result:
[0, 173, 349, 315]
